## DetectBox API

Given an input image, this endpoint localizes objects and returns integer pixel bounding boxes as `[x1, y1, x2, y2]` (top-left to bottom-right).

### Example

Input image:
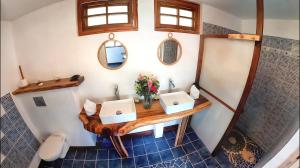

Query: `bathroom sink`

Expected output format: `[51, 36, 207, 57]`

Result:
[160, 91, 195, 114]
[100, 99, 136, 124]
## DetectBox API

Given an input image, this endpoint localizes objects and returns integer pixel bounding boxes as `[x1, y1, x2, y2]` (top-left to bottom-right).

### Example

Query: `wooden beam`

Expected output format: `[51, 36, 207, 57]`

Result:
[201, 34, 262, 41]
[175, 116, 190, 146]
[200, 87, 236, 113]
[110, 135, 128, 158]
[212, 0, 264, 156]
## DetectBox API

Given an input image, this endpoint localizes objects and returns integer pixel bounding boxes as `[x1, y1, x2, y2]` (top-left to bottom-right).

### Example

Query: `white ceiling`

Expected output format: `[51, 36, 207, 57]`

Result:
[1, 0, 62, 20]
[195, 0, 299, 20]
[1, 0, 299, 20]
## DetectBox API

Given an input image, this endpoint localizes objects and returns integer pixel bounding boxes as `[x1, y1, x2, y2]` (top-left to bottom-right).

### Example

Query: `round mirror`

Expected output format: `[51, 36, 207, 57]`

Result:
[158, 38, 182, 65]
[98, 40, 128, 70]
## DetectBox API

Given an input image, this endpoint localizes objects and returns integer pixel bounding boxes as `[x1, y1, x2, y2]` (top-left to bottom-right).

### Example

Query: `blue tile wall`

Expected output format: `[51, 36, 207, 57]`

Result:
[1, 93, 40, 168]
[203, 22, 240, 34]
[237, 36, 299, 152]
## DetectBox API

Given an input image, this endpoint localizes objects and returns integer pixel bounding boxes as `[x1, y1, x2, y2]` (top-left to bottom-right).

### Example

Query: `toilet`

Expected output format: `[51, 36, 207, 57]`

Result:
[39, 133, 69, 161]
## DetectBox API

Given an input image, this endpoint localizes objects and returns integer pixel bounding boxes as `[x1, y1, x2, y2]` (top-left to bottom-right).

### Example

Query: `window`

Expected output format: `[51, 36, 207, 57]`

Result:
[77, 0, 138, 36]
[154, 0, 200, 34]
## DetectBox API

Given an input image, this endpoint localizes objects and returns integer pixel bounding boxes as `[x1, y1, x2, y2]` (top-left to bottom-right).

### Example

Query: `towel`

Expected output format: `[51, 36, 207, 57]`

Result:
[190, 85, 200, 99]
[84, 99, 96, 116]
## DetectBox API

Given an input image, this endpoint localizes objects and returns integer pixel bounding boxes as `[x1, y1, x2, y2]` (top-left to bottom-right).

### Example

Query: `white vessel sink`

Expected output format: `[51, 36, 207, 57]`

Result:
[160, 91, 195, 114]
[100, 98, 136, 124]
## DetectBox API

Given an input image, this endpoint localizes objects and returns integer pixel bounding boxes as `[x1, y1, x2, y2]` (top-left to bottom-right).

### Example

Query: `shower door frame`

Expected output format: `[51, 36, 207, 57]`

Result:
[194, 0, 264, 156]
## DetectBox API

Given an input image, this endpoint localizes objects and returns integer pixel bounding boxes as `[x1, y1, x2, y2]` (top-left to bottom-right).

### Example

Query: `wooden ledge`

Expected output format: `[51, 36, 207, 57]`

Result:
[201, 34, 262, 41]
[12, 76, 84, 95]
[79, 96, 211, 136]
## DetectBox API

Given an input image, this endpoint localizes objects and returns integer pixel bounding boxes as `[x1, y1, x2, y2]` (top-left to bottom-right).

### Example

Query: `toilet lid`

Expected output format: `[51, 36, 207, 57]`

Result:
[39, 135, 65, 160]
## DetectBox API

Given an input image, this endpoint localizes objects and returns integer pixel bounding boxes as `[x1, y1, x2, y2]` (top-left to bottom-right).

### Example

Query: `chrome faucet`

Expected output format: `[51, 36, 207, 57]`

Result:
[114, 84, 120, 100]
[168, 78, 175, 93]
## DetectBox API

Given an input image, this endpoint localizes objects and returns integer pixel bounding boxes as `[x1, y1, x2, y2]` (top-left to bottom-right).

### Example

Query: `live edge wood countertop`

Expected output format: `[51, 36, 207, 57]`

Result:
[79, 95, 211, 136]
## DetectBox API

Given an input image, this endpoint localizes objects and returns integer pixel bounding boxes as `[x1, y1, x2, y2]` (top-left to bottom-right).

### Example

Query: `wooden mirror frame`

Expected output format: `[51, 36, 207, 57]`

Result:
[157, 34, 182, 66]
[98, 34, 128, 70]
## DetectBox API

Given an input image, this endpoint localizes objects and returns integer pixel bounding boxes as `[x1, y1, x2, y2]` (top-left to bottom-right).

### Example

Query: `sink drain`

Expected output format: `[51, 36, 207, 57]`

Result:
[173, 101, 179, 105]
[116, 110, 122, 115]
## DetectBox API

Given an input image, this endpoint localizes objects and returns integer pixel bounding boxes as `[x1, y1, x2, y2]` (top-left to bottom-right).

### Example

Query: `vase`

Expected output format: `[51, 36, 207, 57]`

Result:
[143, 95, 152, 109]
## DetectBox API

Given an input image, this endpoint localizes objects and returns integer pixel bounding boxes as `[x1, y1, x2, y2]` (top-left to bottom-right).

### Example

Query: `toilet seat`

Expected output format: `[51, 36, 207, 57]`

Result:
[39, 134, 65, 161]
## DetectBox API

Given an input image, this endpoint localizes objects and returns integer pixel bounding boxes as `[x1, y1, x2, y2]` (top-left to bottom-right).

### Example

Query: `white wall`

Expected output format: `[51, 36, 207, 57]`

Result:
[1, 21, 19, 96]
[202, 4, 242, 32]
[12, 0, 200, 102]
[242, 19, 299, 40]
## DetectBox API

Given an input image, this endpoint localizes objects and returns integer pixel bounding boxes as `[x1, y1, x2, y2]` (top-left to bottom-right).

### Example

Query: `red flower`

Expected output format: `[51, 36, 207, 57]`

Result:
[151, 85, 157, 93]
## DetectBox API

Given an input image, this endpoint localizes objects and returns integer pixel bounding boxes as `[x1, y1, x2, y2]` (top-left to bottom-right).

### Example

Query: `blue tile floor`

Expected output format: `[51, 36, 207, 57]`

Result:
[39, 127, 232, 168]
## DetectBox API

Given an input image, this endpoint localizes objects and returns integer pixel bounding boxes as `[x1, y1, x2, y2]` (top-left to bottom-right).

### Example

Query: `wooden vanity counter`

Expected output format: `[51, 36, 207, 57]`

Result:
[79, 95, 211, 158]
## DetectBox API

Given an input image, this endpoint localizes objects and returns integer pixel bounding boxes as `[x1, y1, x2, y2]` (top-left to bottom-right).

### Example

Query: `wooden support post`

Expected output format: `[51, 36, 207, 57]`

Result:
[175, 116, 190, 146]
[110, 136, 128, 158]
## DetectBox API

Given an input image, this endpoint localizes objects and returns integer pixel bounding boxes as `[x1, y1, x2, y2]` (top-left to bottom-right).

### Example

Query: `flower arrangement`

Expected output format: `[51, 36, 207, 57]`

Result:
[134, 73, 160, 108]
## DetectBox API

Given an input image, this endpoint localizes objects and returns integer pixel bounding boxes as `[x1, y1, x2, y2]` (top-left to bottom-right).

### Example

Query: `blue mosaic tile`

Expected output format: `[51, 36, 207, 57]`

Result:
[1, 114, 13, 134]
[186, 132, 199, 141]
[65, 148, 76, 159]
[75, 149, 86, 160]
[72, 160, 84, 168]
[183, 135, 190, 144]
[147, 152, 162, 165]
[6, 106, 22, 123]
[15, 118, 29, 135]
[29, 137, 40, 151]
[122, 158, 135, 168]
[171, 147, 185, 158]
[133, 145, 146, 156]
[96, 160, 108, 168]
[143, 134, 155, 144]
[132, 136, 144, 146]
[109, 148, 120, 159]
[185, 127, 194, 134]
[97, 149, 108, 160]
[15, 136, 28, 154]
[198, 147, 211, 160]
[159, 149, 174, 161]
[6, 148, 18, 163]
[192, 139, 205, 149]
[145, 143, 158, 154]
[109, 159, 121, 168]
[193, 161, 207, 168]
[62, 159, 73, 168]
[126, 146, 134, 157]
[122, 137, 133, 147]
[1, 135, 13, 155]
[182, 143, 196, 154]
[24, 146, 36, 161]
[1, 158, 15, 168]
[23, 128, 35, 144]
[84, 160, 95, 167]
[156, 140, 169, 151]
[5, 126, 21, 143]
[187, 151, 203, 165]
[205, 158, 218, 168]
[85, 149, 97, 160]
[167, 138, 175, 148]
[154, 136, 165, 142]
[1, 93, 15, 112]
[163, 131, 176, 140]
[135, 155, 149, 167]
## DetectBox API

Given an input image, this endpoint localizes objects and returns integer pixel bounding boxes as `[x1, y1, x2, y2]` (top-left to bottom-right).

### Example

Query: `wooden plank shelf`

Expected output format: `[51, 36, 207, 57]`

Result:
[12, 76, 84, 95]
[202, 34, 262, 41]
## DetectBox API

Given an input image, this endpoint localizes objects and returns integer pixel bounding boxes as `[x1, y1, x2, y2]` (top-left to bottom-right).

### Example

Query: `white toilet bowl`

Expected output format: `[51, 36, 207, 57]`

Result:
[39, 132, 69, 161]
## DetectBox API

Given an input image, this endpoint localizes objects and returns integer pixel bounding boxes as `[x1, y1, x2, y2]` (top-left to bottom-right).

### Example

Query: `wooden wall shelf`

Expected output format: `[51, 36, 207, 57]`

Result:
[12, 76, 84, 95]
[202, 34, 262, 41]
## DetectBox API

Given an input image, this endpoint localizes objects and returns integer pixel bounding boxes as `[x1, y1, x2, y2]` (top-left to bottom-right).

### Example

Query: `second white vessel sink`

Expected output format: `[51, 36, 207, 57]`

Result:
[160, 91, 195, 114]
[100, 98, 136, 124]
